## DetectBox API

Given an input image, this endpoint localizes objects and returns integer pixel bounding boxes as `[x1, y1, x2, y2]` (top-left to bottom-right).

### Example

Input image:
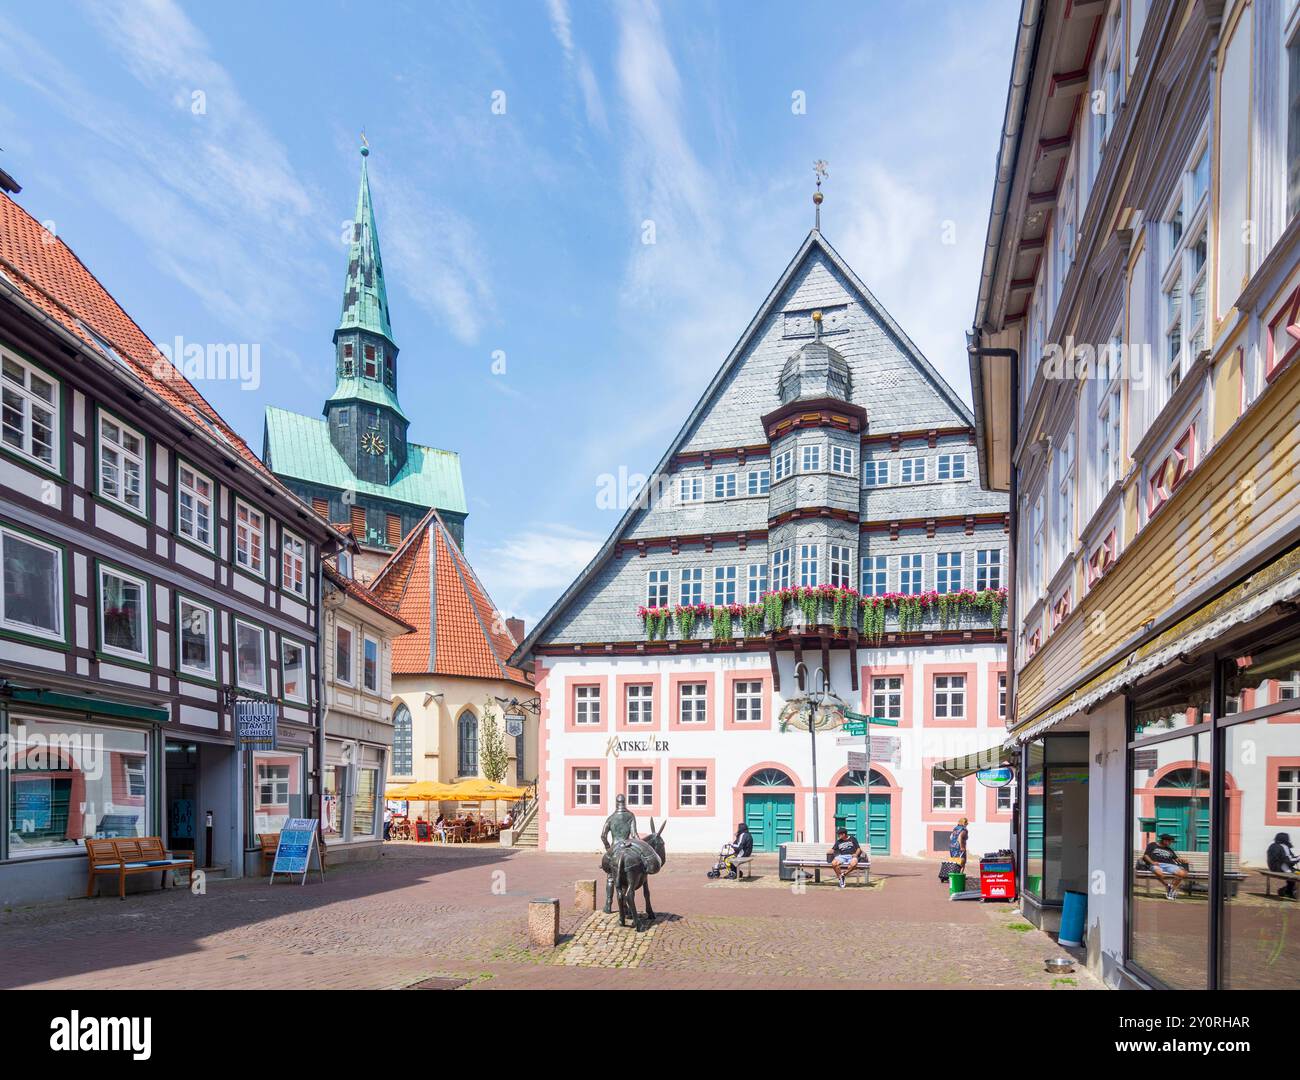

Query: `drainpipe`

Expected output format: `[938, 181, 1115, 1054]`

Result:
[314, 555, 328, 850]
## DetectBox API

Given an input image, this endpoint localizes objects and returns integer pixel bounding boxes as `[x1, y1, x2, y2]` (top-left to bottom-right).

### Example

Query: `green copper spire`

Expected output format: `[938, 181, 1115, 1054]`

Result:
[337, 138, 394, 344]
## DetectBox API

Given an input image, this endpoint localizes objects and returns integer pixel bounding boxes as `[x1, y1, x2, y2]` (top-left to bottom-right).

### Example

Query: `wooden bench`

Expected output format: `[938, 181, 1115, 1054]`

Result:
[260, 831, 328, 874]
[783, 842, 869, 886]
[1260, 870, 1299, 899]
[1134, 851, 1243, 897]
[85, 837, 195, 900]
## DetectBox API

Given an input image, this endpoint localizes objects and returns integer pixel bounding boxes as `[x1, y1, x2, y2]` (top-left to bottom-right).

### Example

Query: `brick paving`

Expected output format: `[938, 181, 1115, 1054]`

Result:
[0, 845, 1101, 990]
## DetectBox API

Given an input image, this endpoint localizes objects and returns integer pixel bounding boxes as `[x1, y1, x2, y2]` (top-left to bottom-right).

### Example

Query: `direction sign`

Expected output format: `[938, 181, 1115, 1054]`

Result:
[843, 720, 867, 736]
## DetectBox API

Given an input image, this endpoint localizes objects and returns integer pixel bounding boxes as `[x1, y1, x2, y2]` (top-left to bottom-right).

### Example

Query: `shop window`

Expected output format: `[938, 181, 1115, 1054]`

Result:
[322, 763, 345, 836]
[1128, 730, 1209, 988]
[1223, 637, 1300, 718]
[1130, 668, 1211, 739]
[354, 767, 378, 838]
[7, 717, 151, 852]
[252, 752, 302, 834]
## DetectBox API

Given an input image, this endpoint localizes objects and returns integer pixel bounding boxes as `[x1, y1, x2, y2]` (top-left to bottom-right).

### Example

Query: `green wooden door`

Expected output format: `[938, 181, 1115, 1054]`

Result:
[744, 793, 795, 853]
[1154, 797, 1210, 852]
[834, 793, 890, 854]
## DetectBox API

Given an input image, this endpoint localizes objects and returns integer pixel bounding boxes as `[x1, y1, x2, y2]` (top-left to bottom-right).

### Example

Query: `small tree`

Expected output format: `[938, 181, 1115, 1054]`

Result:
[479, 700, 510, 784]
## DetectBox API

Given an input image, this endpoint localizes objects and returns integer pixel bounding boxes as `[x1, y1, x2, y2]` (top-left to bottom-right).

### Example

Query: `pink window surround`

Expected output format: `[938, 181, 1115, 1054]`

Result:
[1259, 680, 1300, 723]
[537, 663, 551, 850]
[923, 755, 975, 822]
[858, 664, 913, 728]
[985, 781, 1013, 824]
[823, 763, 902, 854]
[722, 669, 772, 730]
[616, 673, 664, 732]
[1266, 286, 1300, 382]
[1265, 757, 1300, 827]
[731, 760, 807, 839]
[565, 759, 607, 817]
[564, 675, 610, 733]
[668, 672, 716, 732]
[986, 663, 1008, 728]
[1134, 759, 1241, 854]
[668, 757, 716, 816]
[922, 664, 979, 728]
[618, 758, 661, 817]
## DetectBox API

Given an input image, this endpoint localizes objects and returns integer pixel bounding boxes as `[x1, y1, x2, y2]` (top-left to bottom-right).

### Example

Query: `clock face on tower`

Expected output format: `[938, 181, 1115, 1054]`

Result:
[362, 430, 386, 455]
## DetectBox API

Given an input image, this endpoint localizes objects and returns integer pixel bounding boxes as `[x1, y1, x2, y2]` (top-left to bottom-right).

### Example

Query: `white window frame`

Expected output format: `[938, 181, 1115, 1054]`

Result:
[0, 525, 64, 642]
[335, 623, 354, 686]
[800, 444, 822, 472]
[829, 544, 852, 588]
[773, 448, 793, 482]
[97, 410, 147, 517]
[900, 552, 923, 593]
[747, 562, 768, 603]
[234, 618, 267, 693]
[234, 499, 266, 577]
[362, 634, 380, 693]
[574, 767, 601, 806]
[1159, 133, 1210, 405]
[932, 778, 965, 811]
[713, 472, 737, 499]
[747, 468, 770, 496]
[799, 543, 819, 588]
[678, 767, 708, 808]
[678, 475, 703, 503]
[734, 679, 763, 724]
[625, 767, 654, 807]
[872, 676, 903, 721]
[678, 682, 707, 724]
[900, 456, 927, 483]
[281, 531, 307, 597]
[97, 563, 149, 663]
[177, 595, 216, 681]
[936, 551, 963, 593]
[625, 683, 654, 725]
[862, 458, 889, 486]
[713, 565, 737, 605]
[933, 674, 967, 720]
[861, 554, 888, 596]
[771, 548, 791, 592]
[937, 453, 967, 481]
[976, 549, 1003, 591]
[177, 461, 214, 549]
[679, 567, 703, 606]
[282, 637, 308, 704]
[830, 445, 856, 476]
[574, 684, 601, 726]
[646, 568, 670, 607]
[0, 350, 60, 472]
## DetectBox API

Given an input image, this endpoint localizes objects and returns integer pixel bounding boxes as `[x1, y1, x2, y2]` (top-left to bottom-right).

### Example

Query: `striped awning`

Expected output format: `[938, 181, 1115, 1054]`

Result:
[931, 743, 1011, 785]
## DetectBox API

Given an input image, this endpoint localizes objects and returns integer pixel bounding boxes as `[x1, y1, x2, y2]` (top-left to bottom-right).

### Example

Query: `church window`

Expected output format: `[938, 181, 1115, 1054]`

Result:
[384, 355, 395, 389]
[351, 505, 366, 538]
[386, 514, 402, 547]
[342, 343, 354, 377]
[364, 344, 377, 378]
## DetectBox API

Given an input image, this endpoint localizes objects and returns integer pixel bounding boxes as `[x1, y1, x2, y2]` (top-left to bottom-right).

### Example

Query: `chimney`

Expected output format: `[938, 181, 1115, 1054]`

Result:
[507, 617, 525, 644]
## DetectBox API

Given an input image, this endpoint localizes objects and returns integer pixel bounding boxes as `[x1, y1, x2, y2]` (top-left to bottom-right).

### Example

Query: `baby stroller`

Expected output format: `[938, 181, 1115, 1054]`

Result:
[706, 843, 746, 879]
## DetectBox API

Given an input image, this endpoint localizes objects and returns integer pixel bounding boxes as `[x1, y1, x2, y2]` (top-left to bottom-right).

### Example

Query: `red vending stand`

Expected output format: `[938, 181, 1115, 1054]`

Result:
[979, 852, 1017, 901]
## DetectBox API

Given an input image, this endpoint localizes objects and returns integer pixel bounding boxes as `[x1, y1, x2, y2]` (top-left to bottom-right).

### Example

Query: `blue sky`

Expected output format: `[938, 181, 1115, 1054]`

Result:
[0, 0, 1018, 626]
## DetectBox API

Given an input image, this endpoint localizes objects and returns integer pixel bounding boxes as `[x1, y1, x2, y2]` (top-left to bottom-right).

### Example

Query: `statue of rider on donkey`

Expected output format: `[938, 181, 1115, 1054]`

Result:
[599, 793, 666, 933]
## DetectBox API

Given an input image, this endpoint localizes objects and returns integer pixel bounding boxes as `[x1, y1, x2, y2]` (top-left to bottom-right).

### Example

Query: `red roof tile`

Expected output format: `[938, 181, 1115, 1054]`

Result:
[371, 508, 531, 686]
[323, 561, 414, 633]
[0, 191, 280, 485]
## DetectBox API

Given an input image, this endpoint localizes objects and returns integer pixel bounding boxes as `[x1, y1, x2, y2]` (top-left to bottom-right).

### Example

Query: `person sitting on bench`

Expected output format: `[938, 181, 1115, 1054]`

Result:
[723, 823, 753, 877]
[1143, 833, 1190, 900]
[1267, 832, 1299, 899]
[827, 827, 862, 889]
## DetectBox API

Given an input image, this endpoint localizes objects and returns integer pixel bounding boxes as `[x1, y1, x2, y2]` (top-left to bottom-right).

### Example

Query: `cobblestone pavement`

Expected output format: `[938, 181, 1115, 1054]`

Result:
[0, 845, 1101, 990]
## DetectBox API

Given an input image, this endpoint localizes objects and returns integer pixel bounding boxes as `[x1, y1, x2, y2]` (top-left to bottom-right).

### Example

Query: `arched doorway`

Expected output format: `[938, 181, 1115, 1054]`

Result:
[1153, 766, 1210, 852]
[833, 769, 893, 854]
[741, 767, 796, 852]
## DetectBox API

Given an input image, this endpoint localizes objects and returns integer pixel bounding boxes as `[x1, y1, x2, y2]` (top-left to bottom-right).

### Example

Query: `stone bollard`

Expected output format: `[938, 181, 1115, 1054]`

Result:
[528, 897, 560, 948]
[575, 878, 596, 911]
[499, 828, 515, 847]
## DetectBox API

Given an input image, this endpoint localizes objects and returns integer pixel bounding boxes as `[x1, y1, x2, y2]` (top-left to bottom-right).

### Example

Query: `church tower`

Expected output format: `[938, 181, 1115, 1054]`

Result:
[263, 140, 467, 580]
[326, 141, 410, 484]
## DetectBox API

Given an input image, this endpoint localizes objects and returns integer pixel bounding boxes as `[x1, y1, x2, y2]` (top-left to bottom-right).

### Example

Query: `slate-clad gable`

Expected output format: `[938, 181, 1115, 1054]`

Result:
[514, 229, 1008, 656]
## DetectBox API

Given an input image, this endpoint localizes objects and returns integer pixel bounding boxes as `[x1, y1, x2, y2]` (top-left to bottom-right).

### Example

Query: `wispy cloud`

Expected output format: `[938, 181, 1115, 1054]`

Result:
[476, 523, 603, 625]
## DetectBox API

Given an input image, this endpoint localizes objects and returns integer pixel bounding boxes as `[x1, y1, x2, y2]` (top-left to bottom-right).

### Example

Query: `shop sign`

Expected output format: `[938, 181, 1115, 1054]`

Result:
[976, 767, 1014, 788]
[235, 701, 278, 750]
[270, 818, 324, 884]
[505, 714, 525, 738]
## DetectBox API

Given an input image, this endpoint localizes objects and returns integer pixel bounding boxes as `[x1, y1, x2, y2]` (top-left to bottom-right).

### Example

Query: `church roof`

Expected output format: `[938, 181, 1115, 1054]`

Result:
[370, 508, 531, 686]
[324, 375, 408, 421]
[337, 144, 394, 344]
[263, 406, 466, 514]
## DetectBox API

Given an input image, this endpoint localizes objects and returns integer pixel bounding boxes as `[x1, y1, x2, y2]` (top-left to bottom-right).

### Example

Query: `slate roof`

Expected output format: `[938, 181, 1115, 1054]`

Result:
[0, 192, 324, 521]
[263, 406, 466, 514]
[370, 507, 531, 687]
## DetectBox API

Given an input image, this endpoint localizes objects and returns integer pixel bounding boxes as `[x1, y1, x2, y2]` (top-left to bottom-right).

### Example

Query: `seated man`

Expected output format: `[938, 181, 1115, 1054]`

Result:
[827, 827, 863, 889]
[1267, 832, 1300, 899]
[1143, 833, 1190, 899]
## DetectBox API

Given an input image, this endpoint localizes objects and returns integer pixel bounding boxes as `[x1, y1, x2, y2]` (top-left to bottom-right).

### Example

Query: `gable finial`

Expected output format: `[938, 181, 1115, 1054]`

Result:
[813, 160, 828, 231]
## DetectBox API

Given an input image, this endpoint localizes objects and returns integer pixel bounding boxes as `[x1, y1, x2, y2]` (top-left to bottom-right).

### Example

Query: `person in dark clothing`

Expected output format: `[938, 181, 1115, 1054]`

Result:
[828, 827, 862, 889]
[723, 823, 753, 878]
[1143, 833, 1190, 899]
[1267, 832, 1300, 899]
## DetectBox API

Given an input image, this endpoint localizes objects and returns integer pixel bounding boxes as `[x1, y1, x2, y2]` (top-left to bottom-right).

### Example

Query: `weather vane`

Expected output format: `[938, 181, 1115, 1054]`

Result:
[813, 160, 828, 230]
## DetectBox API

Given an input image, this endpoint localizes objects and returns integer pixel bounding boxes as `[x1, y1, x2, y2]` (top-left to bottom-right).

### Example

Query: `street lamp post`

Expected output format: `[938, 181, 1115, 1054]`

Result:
[793, 662, 835, 844]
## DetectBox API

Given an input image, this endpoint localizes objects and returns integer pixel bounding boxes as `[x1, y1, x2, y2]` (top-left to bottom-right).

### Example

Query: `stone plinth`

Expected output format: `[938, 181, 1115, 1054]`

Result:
[574, 879, 596, 911]
[528, 897, 560, 948]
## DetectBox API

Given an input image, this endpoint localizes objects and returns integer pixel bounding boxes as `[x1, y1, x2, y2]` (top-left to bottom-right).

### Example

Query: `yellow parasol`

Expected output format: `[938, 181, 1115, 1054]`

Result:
[446, 779, 529, 800]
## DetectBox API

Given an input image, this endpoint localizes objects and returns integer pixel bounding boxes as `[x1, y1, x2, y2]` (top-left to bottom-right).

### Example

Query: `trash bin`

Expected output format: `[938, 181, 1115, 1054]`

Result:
[948, 871, 967, 894]
[1059, 889, 1086, 947]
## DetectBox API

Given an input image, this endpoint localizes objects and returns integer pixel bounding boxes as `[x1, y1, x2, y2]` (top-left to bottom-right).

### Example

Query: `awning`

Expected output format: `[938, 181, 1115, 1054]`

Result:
[931, 743, 1012, 785]
[3, 687, 170, 724]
